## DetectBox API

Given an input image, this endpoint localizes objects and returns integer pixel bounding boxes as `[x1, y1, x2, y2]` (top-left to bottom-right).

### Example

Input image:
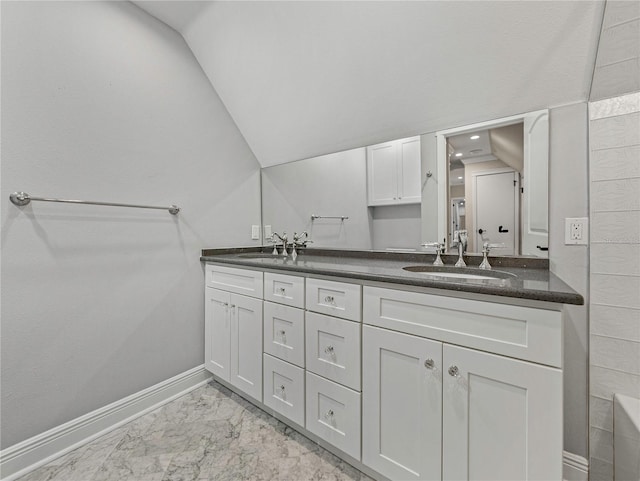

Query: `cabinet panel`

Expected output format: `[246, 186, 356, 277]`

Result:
[263, 301, 305, 368]
[305, 312, 361, 391]
[264, 272, 305, 308]
[204, 288, 230, 380]
[206, 264, 263, 298]
[263, 354, 305, 427]
[362, 325, 442, 481]
[442, 344, 562, 481]
[367, 141, 398, 205]
[229, 293, 263, 402]
[306, 371, 361, 461]
[306, 278, 362, 321]
[364, 286, 562, 367]
[398, 136, 422, 203]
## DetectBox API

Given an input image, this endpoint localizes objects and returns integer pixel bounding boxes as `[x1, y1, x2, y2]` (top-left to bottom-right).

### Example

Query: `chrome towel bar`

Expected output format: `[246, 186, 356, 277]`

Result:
[311, 214, 349, 221]
[9, 192, 180, 215]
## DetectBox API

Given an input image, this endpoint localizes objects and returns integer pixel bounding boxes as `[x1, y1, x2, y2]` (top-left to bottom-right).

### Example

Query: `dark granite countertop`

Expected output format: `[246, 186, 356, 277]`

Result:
[200, 247, 584, 306]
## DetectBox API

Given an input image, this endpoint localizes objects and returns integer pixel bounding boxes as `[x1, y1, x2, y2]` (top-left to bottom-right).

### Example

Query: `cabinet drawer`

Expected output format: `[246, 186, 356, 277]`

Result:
[263, 302, 305, 368]
[305, 278, 362, 321]
[206, 264, 263, 298]
[306, 371, 361, 461]
[263, 354, 305, 427]
[305, 312, 361, 391]
[264, 272, 304, 308]
[363, 286, 562, 367]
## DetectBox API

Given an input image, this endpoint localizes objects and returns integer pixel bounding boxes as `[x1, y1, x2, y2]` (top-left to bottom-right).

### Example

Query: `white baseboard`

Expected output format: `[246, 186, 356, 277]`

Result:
[0, 365, 212, 481]
[564, 451, 589, 481]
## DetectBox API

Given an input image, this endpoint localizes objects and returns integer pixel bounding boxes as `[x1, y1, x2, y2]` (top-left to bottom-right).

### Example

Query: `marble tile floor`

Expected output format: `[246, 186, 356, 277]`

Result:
[17, 380, 373, 481]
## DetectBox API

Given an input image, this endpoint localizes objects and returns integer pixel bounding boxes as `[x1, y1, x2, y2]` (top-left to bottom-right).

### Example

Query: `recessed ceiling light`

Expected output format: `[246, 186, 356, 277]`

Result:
[457, 176, 463, 180]
[470, 135, 480, 140]
[455, 153, 463, 157]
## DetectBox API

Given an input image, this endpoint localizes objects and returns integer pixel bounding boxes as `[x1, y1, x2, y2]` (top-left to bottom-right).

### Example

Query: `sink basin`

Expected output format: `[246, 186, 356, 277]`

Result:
[237, 253, 285, 259]
[402, 265, 516, 280]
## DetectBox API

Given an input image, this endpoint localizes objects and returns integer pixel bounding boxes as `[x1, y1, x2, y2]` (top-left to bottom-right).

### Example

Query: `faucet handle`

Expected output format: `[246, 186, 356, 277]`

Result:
[422, 242, 445, 266]
[483, 242, 506, 253]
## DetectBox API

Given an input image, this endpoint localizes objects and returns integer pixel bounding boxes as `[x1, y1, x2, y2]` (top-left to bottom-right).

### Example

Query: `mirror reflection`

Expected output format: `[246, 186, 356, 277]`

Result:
[261, 109, 549, 257]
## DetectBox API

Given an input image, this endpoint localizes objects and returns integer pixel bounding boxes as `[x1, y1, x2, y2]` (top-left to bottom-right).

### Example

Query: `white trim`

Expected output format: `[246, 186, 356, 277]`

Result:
[0, 366, 212, 481]
[563, 451, 589, 481]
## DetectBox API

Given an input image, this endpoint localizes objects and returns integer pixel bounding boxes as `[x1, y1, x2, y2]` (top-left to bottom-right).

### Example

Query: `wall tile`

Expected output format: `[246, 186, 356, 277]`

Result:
[590, 112, 640, 150]
[590, 396, 613, 432]
[590, 144, 640, 181]
[591, 178, 640, 212]
[591, 57, 640, 102]
[590, 91, 640, 119]
[602, 0, 640, 29]
[596, 19, 640, 67]
[591, 211, 640, 244]
[591, 334, 640, 375]
[591, 366, 640, 399]
[589, 456, 614, 481]
[590, 427, 614, 463]
[590, 244, 640, 276]
[591, 305, 640, 342]
[591, 274, 640, 309]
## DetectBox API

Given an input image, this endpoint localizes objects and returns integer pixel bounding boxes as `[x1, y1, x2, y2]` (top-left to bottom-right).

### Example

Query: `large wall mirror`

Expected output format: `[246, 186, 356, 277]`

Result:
[261, 109, 549, 257]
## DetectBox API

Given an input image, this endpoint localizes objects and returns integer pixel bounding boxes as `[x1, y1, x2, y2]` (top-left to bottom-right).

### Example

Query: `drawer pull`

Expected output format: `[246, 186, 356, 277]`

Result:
[324, 409, 334, 420]
[448, 366, 459, 377]
[279, 384, 286, 393]
[424, 358, 435, 370]
[278, 287, 286, 295]
[324, 295, 335, 304]
[324, 346, 335, 355]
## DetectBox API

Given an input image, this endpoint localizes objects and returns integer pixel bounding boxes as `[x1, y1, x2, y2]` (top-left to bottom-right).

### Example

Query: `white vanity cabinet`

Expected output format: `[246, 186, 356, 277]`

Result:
[205, 265, 263, 402]
[367, 136, 421, 206]
[204, 262, 566, 481]
[362, 286, 563, 481]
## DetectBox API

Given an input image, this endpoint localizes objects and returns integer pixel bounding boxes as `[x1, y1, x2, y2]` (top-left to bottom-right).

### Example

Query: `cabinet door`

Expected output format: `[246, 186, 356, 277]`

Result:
[398, 136, 422, 204]
[367, 141, 398, 205]
[229, 293, 263, 402]
[362, 326, 442, 480]
[442, 344, 562, 481]
[204, 288, 230, 381]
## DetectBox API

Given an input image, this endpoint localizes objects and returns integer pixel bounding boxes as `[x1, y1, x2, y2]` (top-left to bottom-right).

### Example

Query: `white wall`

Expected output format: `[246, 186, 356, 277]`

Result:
[261, 148, 372, 249]
[0, 1, 261, 449]
[371, 204, 421, 250]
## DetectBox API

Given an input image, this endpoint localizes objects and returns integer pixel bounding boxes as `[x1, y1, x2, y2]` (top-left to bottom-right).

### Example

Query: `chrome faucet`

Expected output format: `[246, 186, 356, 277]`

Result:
[479, 242, 506, 270]
[271, 232, 288, 255]
[455, 230, 468, 267]
[421, 241, 445, 266]
[291, 231, 312, 260]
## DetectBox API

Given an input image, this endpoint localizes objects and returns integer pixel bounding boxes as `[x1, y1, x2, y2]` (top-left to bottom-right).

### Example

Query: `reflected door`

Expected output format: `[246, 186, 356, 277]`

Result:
[474, 171, 518, 255]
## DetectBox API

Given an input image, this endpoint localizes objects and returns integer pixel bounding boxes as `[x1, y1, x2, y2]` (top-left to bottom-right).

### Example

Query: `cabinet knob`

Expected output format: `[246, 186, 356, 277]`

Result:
[279, 385, 286, 392]
[324, 295, 335, 304]
[448, 366, 459, 377]
[424, 358, 435, 370]
[324, 409, 334, 419]
[324, 346, 335, 355]
[278, 330, 286, 336]
[278, 287, 286, 295]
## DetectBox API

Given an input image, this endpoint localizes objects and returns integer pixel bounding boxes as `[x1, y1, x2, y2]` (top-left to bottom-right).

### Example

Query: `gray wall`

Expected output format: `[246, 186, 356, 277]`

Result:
[0, 1, 261, 449]
[261, 148, 373, 249]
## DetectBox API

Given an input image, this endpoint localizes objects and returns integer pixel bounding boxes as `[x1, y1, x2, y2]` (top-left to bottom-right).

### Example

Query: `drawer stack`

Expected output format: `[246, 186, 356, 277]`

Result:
[304, 278, 363, 460]
[263, 272, 306, 426]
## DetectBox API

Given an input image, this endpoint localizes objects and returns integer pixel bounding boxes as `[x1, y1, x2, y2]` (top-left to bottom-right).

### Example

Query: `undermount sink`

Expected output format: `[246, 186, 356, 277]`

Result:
[402, 265, 516, 280]
[237, 253, 284, 259]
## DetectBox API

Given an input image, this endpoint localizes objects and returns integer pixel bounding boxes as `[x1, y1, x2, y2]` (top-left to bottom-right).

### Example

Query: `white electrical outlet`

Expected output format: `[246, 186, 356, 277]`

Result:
[251, 225, 260, 240]
[264, 225, 272, 239]
[565, 217, 588, 245]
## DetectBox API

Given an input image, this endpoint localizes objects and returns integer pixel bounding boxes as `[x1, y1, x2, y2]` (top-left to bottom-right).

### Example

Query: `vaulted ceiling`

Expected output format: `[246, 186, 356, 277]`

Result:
[133, 1, 605, 167]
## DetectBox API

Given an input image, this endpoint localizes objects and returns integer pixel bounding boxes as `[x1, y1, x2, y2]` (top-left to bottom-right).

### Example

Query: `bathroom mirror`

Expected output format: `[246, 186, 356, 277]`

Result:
[436, 110, 549, 257]
[261, 109, 549, 257]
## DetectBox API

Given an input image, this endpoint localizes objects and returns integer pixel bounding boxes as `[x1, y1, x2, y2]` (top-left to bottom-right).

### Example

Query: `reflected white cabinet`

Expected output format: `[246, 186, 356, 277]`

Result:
[362, 325, 442, 481]
[367, 136, 421, 206]
[442, 344, 562, 481]
[205, 287, 263, 402]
